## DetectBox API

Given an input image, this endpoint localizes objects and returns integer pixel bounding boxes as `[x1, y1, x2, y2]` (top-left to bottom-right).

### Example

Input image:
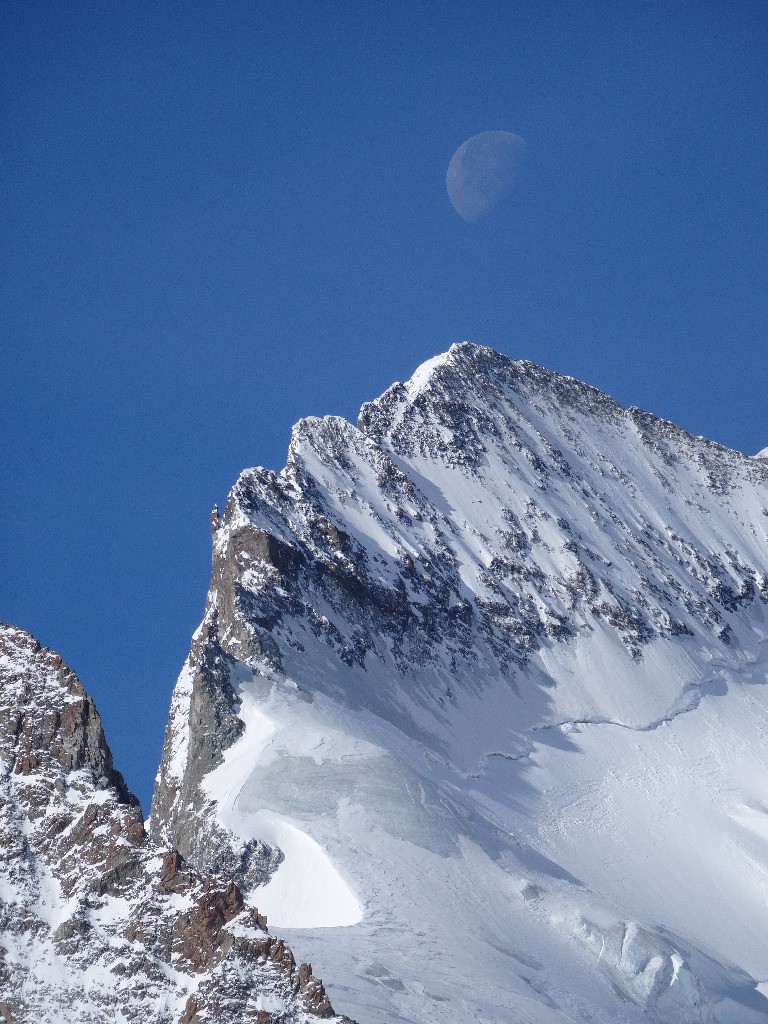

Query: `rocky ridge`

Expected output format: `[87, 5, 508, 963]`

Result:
[0, 623, 351, 1024]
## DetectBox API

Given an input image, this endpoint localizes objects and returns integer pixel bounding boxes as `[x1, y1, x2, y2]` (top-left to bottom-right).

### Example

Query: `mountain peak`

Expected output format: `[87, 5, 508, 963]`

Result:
[0, 622, 137, 804]
[151, 344, 768, 1023]
[358, 343, 625, 464]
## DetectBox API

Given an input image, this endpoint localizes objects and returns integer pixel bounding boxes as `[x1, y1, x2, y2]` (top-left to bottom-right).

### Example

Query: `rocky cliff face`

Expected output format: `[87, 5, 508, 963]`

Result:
[0, 624, 351, 1024]
[150, 344, 768, 1024]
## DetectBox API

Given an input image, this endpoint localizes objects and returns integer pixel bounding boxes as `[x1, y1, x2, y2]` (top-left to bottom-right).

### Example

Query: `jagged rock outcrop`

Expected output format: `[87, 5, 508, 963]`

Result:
[0, 624, 351, 1024]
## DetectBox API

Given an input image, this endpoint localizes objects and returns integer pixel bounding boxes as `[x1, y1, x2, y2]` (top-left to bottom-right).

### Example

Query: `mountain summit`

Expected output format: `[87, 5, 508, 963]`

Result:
[150, 343, 768, 1024]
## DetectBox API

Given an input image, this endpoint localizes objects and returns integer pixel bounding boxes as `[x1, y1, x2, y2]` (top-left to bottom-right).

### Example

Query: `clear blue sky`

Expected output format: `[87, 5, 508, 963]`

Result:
[2, 1, 766, 811]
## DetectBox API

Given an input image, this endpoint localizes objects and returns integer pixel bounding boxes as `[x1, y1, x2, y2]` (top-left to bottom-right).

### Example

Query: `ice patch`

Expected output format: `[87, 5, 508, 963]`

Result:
[574, 917, 715, 1024]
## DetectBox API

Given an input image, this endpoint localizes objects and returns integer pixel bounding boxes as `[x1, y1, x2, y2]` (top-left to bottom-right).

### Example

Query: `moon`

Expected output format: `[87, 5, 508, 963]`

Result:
[446, 131, 526, 221]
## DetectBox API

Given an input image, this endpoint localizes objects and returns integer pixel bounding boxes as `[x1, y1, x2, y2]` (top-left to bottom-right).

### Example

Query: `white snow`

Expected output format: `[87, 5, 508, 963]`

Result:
[403, 349, 452, 398]
[163, 659, 195, 784]
[203, 678, 365, 928]
[244, 811, 362, 928]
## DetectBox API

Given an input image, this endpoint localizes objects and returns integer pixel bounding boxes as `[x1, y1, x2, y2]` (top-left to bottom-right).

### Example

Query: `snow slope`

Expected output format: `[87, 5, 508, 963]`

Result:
[153, 343, 768, 1023]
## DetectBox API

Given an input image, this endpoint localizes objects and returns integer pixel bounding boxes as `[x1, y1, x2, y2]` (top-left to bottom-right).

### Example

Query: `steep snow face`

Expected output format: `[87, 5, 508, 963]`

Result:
[152, 343, 768, 1024]
[0, 624, 352, 1024]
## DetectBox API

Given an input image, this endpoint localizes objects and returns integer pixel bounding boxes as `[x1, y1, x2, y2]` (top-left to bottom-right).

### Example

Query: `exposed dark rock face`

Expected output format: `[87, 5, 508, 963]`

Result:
[0, 626, 137, 802]
[149, 602, 283, 893]
[0, 623, 351, 1024]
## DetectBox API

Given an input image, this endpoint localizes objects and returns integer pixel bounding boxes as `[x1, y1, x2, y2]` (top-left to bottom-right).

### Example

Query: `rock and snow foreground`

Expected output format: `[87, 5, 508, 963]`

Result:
[0, 624, 350, 1024]
[5, 343, 768, 1022]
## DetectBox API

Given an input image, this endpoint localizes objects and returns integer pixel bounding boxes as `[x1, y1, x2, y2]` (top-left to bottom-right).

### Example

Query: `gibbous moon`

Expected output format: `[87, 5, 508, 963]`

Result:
[446, 131, 526, 221]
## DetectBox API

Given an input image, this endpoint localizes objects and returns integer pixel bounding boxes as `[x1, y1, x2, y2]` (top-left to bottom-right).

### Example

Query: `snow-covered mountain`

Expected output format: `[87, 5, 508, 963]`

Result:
[5, 342, 768, 1023]
[0, 623, 351, 1024]
[149, 343, 768, 1024]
